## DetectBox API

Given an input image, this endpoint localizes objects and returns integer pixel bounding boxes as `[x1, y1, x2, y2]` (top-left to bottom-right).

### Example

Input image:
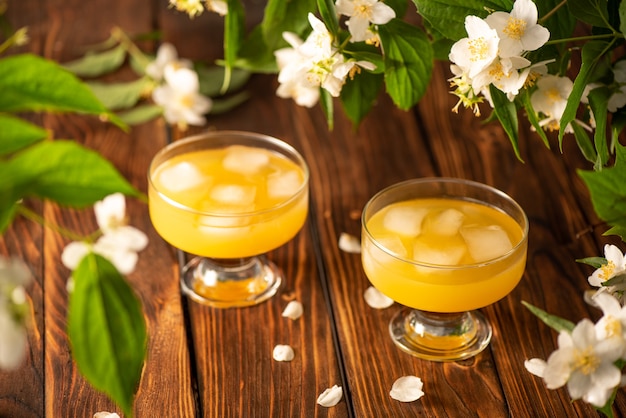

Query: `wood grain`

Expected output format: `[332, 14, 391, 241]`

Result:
[2, 1, 626, 417]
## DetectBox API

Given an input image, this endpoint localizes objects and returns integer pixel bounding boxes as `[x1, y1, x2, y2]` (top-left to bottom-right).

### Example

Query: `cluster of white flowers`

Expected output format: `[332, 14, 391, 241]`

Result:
[62, 193, 148, 281]
[147, 43, 212, 130]
[525, 244, 626, 409]
[448, 0, 549, 116]
[275, 0, 395, 108]
[0, 257, 32, 370]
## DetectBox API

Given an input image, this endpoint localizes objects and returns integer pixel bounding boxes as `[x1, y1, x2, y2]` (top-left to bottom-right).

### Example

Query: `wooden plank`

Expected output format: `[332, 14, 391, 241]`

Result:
[3, 0, 197, 416]
[167, 73, 350, 416]
[419, 63, 624, 416]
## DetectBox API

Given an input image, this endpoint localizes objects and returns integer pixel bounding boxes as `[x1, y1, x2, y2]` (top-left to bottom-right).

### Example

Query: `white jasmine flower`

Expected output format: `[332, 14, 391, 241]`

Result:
[530, 74, 574, 133]
[338, 232, 361, 254]
[364, 286, 394, 309]
[152, 63, 213, 130]
[335, 0, 396, 43]
[275, 32, 322, 107]
[94, 193, 127, 232]
[282, 300, 303, 320]
[272, 344, 295, 362]
[542, 319, 623, 408]
[449, 16, 500, 78]
[0, 257, 32, 370]
[275, 14, 376, 106]
[588, 245, 626, 296]
[145, 43, 192, 82]
[169, 0, 205, 18]
[62, 194, 148, 276]
[484, 0, 549, 57]
[472, 55, 531, 100]
[592, 292, 626, 346]
[317, 385, 343, 407]
[389, 375, 424, 402]
[0, 306, 28, 370]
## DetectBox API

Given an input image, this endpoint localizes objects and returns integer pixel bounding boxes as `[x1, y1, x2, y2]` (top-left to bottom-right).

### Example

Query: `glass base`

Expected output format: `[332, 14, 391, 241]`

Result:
[389, 308, 492, 362]
[181, 256, 282, 308]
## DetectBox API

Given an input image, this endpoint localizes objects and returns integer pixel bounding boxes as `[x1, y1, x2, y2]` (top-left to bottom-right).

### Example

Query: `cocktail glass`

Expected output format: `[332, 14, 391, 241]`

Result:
[148, 131, 309, 308]
[361, 178, 528, 361]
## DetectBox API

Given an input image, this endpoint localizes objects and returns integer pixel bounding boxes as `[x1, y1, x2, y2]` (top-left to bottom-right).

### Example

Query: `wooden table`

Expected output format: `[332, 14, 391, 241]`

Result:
[2, 1, 623, 417]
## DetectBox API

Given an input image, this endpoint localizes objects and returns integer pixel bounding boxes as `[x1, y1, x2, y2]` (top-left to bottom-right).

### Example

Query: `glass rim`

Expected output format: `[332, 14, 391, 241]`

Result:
[148, 130, 310, 217]
[361, 177, 529, 269]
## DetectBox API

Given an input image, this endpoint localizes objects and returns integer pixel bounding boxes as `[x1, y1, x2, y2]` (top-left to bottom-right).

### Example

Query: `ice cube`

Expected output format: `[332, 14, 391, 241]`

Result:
[382, 205, 428, 237]
[209, 184, 256, 206]
[377, 236, 409, 259]
[222, 146, 270, 174]
[157, 161, 206, 192]
[460, 225, 513, 263]
[267, 170, 303, 199]
[430, 208, 465, 236]
[413, 241, 465, 266]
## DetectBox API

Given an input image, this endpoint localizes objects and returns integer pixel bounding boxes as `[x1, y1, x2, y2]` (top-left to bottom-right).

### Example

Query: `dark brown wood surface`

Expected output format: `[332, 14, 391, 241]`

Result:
[2, 0, 624, 417]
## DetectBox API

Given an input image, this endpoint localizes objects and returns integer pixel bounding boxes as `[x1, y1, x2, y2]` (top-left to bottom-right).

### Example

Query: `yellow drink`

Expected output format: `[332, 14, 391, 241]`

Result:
[149, 144, 308, 259]
[362, 198, 527, 312]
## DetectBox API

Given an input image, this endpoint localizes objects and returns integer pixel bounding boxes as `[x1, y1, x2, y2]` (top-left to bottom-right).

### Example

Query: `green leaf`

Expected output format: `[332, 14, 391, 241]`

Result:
[0, 140, 140, 208]
[0, 114, 48, 156]
[601, 272, 626, 287]
[571, 121, 598, 164]
[385, 0, 409, 18]
[520, 90, 550, 149]
[489, 84, 521, 161]
[587, 85, 611, 170]
[196, 65, 251, 97]
[263, 0, 316, 50]
[234, 26, 277, 73]
[320, 88, 334, 131]
[117, 104, 163, 126]
[413, 0, 512, 41]
[87, 78, 151, 111]
[224, 0, 245, 67]
[576, 256, 607, 269]
[68, 253, 147, 417]
[340, 71, 384, 127]
[567, 0, 610, 28]
[621, 0, 626, 37]
[0, 54, 127, 130]
[536, 0, 577, 43]
[317, 0, 340, 38]
[578, 143, 626, 241]
[210, 91, 250, 114]
[378, 19, 433, 110]
[559, 41, 610, 146]
[522, 301, 575, 333]
[0, 204, 17, 234]
[62, 44, 127, 78]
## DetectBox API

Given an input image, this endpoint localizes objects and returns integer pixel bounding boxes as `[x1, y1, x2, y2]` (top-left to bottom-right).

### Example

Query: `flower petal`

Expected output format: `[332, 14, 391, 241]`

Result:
[282, 301, 303, 320]
[317, 385, 343, 407]
[390, 376, 424, 402]
[272, 344, 295, 362]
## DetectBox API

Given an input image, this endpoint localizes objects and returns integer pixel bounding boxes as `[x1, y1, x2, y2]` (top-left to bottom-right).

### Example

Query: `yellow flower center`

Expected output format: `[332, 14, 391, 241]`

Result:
[488, 62, 504, 81]
[545, 87, 562, 104]
[573, 346, 600, 375]
[468, 38, 490, 61]
[600, 260, 616, 281]
[603, 315, 622, 339]
[503, 17, 527, 40]
[356, 4, 372, 19]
